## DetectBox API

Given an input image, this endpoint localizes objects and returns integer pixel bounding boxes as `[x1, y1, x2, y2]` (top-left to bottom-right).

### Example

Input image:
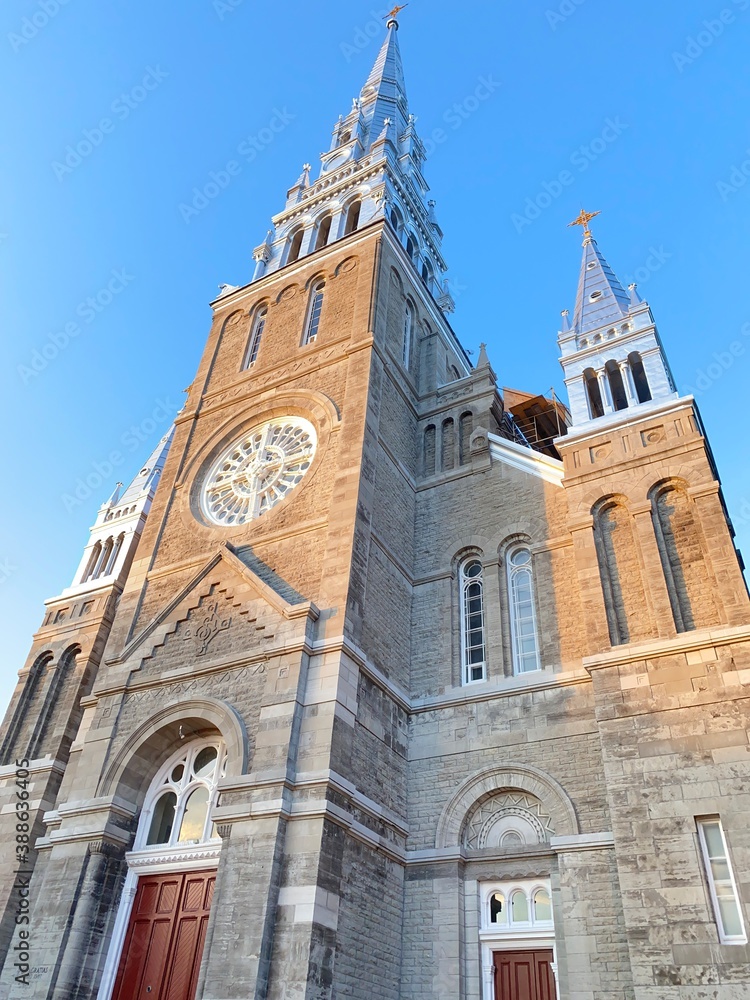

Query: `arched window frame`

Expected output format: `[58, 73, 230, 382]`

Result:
[314, 214, 333, 251]
[629, 351, 652, 403]
[243, 305, 268, 369]
[459, 556, 487, 685]
[286, 227, 304, 265]
[584, 368, 604, 419]
[481, 881, 555, 932]
[343, 199, 362, 236]
[605, 359, 629, 411]
[105, 533, 125, 576]
[403, 301, 414, 368]
[506, 545, 541, 674]
[135, 739, 227, 852]
[82, 541, 102, 583]
[303, 280, 326, 345]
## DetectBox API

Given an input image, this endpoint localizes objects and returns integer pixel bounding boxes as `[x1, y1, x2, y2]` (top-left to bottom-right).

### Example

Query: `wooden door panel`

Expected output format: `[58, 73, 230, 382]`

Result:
[113, 870, 215, 1000]
[494, 950, 556, 1000]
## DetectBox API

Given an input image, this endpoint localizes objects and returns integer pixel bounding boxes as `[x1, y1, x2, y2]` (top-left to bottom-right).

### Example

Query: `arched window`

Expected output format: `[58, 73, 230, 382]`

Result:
[442, 418, 456, 472]
[105, 533, 125, 576]
[315, 214, 333, 251]
[139, 741, 226, 851]
[423, 425, 436, 477]
[448, 365, 460, 382]
[243, 306, 268, 368]
[0, 651, 53, 765]
[483, 882, 554, 933]
[82, 541, 102, 583]
[584, 368, 604, 418]
[629, 352, 652, 403]
[651, 484, 719, 632]
[605, 360, 629, 411]
[26, 645, 79, 760]
[460, 558, 486, 684]
[511, 891, 529, 923]
[533, 889, 552, 922]
[459, 412, 473, 465]
[594, 499, 651, 645]
[489, 893, 506, 925]
[390, 206, 403, 236]
[405, 234, 418, 262]
[402, 303, 413, 368]
[421, 260, 433, 286]
[287, 228, 304, 264]
[344, 200, 362, 236]
[95, 537, 114, 579]
[507, 547, 541, 674]
[303, 281, 325, 345]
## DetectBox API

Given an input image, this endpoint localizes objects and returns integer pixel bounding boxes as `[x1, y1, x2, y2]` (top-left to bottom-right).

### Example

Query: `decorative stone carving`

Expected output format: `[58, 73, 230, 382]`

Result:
[184, 600, 232, 655]
[462, 791, 556, 849]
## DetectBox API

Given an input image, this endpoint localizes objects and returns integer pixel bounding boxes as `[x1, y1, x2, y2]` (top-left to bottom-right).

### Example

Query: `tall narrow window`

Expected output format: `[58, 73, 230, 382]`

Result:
[507, 547, 541, 674]
[697, 818, 747, 945]
[244, 307, 268, 368]
[96, 537, 114, 579]
[459, 412, 473, 465]
[460, 559, 486, 684]
[105, 533, 125, 576]
[344, 200, 362, 236]
[629, 352, 652, 403]
[315, 215, 333, 251]
[605, 360, 629, 411]
[405, 234, 417, 262]
[287, 228, 304, 264]
[594, 499, 652, 645]
[403, 303, 413, 368]
[423, 425, 436, 477]
[82, 541, 102, 583]
[303, 281, 325, 344]
[584, 368, 604, 418]
[390, 206, 403, 236]
[441, 418, 456, 472]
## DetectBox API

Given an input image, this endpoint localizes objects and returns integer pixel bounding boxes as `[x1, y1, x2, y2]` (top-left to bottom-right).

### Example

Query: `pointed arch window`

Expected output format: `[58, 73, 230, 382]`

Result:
[460, 558, 487, 684]
[139, 741, 227, 850]
[243, 306, 268, 369]
[390, 206, 404, 236]
[82, 541, 102, 583]
[287, 228, 304, 264]
[405, 233, 418, 262]
[105, 533, 125, 576]
[344, 200, 362, 236]
[507, 547, 541, 674]
[423, 425, 436, 477]
[314, 214, 333, 251]
[303, 281, 326, 345]
[403, 303, 414, 368]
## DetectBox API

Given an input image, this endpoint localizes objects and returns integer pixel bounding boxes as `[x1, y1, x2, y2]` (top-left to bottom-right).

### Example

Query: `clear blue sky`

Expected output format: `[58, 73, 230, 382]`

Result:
[1, 0, 750, 712]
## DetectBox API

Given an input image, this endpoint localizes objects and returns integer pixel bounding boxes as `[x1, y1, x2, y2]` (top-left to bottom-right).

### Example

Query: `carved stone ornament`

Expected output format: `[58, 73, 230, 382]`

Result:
[463, 792, 556, 850]
[184, 600, 232, 655]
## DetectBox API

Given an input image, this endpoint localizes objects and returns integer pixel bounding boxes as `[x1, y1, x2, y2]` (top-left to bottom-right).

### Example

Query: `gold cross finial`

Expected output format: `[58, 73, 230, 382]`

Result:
[568, 208, 601, 236]
[385, 4, 409, 19]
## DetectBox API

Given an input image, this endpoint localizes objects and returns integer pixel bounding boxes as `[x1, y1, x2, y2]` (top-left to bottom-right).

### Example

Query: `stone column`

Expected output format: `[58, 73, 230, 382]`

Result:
[619, 361, 637, 405]
[597, 369, 613, 414]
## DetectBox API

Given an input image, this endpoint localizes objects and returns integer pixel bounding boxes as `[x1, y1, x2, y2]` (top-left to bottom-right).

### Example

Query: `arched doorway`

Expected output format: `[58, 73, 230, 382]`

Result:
[100, 739, 226, 1000]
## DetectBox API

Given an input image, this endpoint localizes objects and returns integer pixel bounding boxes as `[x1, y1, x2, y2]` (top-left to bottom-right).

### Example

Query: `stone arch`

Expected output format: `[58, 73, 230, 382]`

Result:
[0, 650, 54, 764]
[435, 763, 579, 849]
[98, 698, 248, 807]
[592, 493, 651, 645]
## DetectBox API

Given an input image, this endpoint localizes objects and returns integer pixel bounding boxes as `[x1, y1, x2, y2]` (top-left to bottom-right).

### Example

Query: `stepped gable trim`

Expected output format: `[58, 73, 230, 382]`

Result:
[107, 543, 318, 667]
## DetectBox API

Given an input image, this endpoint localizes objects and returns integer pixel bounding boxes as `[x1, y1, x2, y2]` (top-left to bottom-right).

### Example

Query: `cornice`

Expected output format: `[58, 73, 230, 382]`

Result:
[583, 622, 750, 671]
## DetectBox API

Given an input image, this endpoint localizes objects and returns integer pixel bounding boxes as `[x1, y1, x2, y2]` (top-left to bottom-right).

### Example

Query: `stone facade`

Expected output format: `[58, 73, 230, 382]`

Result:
[1, 18, 750, 1000]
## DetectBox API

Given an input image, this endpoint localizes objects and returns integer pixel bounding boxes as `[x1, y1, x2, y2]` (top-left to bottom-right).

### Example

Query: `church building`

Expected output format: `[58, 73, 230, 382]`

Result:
[2, 14, 750, 1000]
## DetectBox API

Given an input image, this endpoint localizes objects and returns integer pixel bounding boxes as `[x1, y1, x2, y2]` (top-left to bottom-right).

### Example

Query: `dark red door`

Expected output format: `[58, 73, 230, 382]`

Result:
[494, 950, 556, 1000]
[112, 870, 216, 1000]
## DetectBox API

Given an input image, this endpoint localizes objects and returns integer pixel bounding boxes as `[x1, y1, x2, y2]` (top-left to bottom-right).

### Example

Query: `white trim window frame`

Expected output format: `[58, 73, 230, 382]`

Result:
[460, 558, 487, 685]
[403, 302, 413, 369]
[697, 817, 747, 945]
[303, 281, 325, 345]
[243, 307, 268, 369]
[507, 546, 542, 675]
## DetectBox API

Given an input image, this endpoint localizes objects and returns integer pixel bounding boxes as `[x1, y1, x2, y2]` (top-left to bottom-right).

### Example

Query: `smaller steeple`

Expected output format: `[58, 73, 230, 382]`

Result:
[64, 427, 175, 595]
[559, 212, 677, 428]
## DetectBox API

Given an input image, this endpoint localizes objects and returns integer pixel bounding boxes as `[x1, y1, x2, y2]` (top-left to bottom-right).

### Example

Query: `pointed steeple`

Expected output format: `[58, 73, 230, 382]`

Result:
[573, 231, 631, 335]
[117, 426, 174, 505]
[359, 17, 409, 143]
[558, 214, 678, 428]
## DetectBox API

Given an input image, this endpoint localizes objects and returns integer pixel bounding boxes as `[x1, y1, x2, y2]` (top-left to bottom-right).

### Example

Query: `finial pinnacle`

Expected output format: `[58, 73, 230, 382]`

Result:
[384, 3, 408, 27]
[568, 208, 601, 242]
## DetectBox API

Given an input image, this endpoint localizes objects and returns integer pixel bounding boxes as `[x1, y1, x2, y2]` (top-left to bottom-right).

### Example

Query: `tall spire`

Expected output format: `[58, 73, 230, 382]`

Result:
[570, 217, 631, 334]
[359, 16, 409, 145]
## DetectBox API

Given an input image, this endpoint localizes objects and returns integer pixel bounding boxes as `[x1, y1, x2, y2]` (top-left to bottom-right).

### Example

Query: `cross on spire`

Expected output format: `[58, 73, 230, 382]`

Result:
[568, 208, 601, 239]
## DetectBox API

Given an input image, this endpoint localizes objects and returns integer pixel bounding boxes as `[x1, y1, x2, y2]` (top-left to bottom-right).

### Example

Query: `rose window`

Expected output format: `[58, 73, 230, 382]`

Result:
[201, 418, 317, 526]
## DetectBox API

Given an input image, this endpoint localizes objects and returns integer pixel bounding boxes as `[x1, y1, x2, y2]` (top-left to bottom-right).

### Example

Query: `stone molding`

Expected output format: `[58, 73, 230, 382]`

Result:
[583, 622, 750, 671]
[550, 832, 615, 852]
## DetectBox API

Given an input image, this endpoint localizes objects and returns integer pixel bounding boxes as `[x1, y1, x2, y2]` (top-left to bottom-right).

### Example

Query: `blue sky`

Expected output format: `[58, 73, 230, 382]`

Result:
[1, 0, 749, 712]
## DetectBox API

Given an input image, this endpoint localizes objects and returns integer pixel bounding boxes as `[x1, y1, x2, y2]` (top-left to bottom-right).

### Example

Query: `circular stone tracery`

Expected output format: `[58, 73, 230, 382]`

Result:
[201, 418, 317, 526]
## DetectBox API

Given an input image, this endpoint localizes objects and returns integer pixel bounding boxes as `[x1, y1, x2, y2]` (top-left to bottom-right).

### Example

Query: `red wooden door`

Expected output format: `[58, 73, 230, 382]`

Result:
[494, 950, 556, 1000]
[112, 870, 215, 1000]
